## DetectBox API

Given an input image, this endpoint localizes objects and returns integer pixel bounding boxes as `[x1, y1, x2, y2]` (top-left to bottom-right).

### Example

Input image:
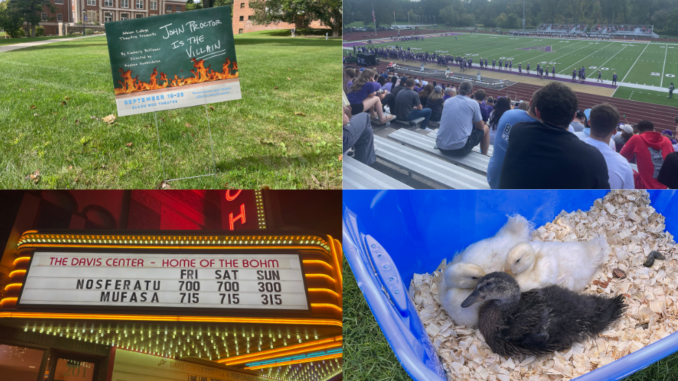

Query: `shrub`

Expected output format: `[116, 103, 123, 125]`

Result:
[85, 28, 93, 34]
[36, 26, 45, 36]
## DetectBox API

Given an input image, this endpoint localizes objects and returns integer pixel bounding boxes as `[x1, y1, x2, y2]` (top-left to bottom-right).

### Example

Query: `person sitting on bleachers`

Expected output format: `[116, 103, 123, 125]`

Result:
[435, 81, 490, 155]
[584, 103, 635, 189]
[487, 97, 512, 145]
[346, 69, 395, 124]
[443, 87, 456, 100]
[394, 78, 433, 131]
[613, 124, 635, 152]
[486, 92, 539, 189]
[499, 82, 610, 189]
[343, 110, 376, 166]
[570, 110, 587, 132]
[418, 84, 434, 108]
[620, 120, 675, 189]
[428, 86, 445, 123]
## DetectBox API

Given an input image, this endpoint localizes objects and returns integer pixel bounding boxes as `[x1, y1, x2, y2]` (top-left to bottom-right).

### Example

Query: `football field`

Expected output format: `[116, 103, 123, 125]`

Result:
[363, 33, 678, 90]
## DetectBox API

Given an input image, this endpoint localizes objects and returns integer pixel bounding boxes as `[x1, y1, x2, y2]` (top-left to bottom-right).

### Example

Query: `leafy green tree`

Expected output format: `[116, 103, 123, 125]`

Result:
[249, 0, 341, 36]
[0, 0, 25, 38]
[665, 8, 678, 36]
[503, 13, 519, 28]
[439, 4, 459, 26]
[12, 0, 54, 37]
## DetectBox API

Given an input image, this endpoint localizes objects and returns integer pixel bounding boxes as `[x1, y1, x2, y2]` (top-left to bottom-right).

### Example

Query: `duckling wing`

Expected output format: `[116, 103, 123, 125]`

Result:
[500, 290, 554, 355]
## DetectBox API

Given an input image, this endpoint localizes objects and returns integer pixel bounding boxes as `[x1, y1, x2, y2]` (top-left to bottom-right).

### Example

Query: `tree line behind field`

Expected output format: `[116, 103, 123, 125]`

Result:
[344, 0, 678, 36]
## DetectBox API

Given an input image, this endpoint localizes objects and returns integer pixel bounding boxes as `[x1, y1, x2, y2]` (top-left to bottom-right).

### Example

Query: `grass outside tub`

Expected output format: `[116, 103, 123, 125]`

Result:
[0, 30, 342, 189]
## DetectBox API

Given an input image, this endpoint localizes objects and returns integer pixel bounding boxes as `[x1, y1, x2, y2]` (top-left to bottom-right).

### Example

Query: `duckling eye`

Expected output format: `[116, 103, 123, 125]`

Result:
[516, 259, 521, 263]
[471, 276, 477, 280]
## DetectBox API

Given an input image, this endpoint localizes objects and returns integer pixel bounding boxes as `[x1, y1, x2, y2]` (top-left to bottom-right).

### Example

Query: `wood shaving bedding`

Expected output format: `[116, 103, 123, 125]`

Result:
[409, 190, 678, 381]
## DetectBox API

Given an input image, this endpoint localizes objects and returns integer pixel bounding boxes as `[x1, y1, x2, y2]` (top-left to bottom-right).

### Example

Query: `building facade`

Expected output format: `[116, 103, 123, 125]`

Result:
[37, 0, 186, 35]
[231, 0, 323, 35]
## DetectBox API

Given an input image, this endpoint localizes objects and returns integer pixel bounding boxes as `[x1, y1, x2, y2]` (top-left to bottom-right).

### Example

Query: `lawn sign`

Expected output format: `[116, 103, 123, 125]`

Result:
[104, 6, 241, 117]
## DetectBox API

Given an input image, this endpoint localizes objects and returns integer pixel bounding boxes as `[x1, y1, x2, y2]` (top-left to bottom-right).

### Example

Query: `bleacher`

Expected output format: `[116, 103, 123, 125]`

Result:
[589, 24, 657, 37]
[537, 24, 587, 34]
[344, 126, 492, 190]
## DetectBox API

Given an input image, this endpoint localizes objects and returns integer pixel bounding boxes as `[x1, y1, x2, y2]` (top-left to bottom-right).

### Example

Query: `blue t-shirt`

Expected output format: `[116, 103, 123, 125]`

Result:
[486, 109, 537, 189]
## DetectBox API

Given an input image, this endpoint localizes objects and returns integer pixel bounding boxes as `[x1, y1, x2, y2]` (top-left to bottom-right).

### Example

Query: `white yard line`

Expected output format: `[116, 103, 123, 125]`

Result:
[621, 43, 650, 82]
[661, 44, 668, 87]
[558, 42, 615, 74]
[596, 45, 628, 70]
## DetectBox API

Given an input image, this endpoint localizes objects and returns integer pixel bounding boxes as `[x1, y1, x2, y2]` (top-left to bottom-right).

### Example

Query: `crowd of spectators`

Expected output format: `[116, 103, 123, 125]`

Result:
[538, 24, 585, 31]
[594, 24, 653, 34]
[343, 68, 677, 189]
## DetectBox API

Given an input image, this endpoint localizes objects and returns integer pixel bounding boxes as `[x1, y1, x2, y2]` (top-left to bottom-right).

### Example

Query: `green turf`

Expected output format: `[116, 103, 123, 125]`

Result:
[362, 33, 678, 89]
[0, 31, 342, 189]
[343, 256, 678, 381]
[0, 35, 83, 46]
[614, 86, 678, 109]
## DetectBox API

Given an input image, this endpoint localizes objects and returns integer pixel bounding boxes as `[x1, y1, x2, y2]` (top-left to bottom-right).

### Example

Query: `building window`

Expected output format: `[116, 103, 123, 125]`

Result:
[136, 0, 143, 9]
[104, 0, 113, 6]
[57, 13, 63, 21]
[87, 0, 95, 5]
[150, 1, 157, 9]
[165, 4, 171, 11]
[238, 28, 243, 34]
[175, 5, 180, 11]
[104, 12, 112, 22]
[41, 12, 48, 20]
[120, 13, 129, 19]
[54, 0, 63, 3]
[121, 0, 129, 7]
[135, 13, 143, 18]
[248, 15, 252, 20]
[240, 2, 244, 8]
[239, 15, 243, 21]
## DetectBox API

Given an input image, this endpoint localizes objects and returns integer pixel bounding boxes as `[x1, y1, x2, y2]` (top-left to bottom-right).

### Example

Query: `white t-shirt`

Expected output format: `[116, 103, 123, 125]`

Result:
[584, 138, 634, 189]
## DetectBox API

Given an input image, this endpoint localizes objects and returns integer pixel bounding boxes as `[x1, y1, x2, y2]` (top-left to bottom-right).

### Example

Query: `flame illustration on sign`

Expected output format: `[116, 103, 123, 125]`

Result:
[114, 57, 239, 95]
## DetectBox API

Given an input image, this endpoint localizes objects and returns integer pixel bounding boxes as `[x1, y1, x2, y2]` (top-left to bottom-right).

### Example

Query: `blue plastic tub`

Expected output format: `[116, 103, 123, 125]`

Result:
[343, 190, 678, 381]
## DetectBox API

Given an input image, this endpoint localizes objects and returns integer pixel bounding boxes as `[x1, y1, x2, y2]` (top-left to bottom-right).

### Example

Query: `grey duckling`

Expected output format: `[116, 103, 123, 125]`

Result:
[461, 272, 626, 356]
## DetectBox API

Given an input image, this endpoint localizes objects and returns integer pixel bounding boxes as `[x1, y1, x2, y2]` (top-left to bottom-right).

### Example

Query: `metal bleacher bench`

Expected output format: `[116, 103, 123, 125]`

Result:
[393, 117, 425, 128]
[389, 129, 491, 175]
[427, 129, 494, 156]
[343, 155, 413, 189]
[373, 136, 490, 189]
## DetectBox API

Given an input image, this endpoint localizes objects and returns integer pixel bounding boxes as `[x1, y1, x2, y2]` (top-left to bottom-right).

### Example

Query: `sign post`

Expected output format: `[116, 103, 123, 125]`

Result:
[104, 6, 240, 182]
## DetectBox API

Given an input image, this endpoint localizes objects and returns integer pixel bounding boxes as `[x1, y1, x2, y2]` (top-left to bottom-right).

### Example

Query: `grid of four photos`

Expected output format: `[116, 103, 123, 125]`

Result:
[1, 0, 678, 379]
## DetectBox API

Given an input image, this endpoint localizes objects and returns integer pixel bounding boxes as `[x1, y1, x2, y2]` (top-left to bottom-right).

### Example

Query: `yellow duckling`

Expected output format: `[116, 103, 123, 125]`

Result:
[505, 236, 609, 292]
[439, 262, 486, 327]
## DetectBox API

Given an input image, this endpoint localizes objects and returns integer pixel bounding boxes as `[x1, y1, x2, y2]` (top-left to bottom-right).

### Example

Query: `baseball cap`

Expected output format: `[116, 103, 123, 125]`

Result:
[434, 85, 442, 93]
[621, 125, 634, 134]
[662, 130, 674, 136]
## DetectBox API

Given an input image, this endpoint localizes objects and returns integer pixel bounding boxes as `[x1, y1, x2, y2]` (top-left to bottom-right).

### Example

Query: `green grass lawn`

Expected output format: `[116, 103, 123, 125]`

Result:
[364, 33, 678, 90]
[0, 30, 342, 189]
[343, 257, 678, 381]
[0, 35, 83, 46]
[614, 86, 678, 108]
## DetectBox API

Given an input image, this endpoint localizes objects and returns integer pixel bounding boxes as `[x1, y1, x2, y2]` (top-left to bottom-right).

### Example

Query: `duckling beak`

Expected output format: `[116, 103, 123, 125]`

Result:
[461, 290, 483, 308]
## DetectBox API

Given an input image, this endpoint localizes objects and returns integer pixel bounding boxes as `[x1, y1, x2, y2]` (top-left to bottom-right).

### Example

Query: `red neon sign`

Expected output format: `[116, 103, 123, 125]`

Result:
[220, 190, 260, 231]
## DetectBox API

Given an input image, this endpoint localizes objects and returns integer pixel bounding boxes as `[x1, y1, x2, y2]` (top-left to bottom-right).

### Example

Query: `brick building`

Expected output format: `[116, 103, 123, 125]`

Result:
[37, 0, 186, 35]
[231, 0, 323, 35]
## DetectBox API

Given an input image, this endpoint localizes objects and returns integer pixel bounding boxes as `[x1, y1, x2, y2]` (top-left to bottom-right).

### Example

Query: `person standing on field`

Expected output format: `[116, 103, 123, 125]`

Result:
[669, 83, 675, 99]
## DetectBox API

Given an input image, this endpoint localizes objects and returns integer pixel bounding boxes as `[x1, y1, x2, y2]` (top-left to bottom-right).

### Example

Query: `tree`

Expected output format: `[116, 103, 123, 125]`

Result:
[504, 13, 519, 28]
[250, 0, 341, 36]
[185, 0, 203, 11]
[438, 4, 459, 26]
[12, 0, 54, 37]
[0, 0, 24, 38]
[495, 12, 507, 28]
[664, 8, 678, 35]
